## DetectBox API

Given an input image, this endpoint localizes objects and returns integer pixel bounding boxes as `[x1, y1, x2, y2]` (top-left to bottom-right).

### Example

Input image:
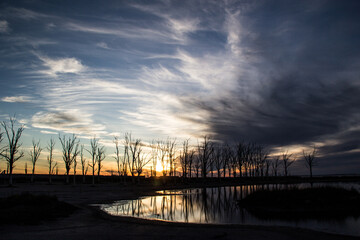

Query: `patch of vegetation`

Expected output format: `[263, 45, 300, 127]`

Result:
[0, 192, 77, 225]
[238, 187, 360, 220]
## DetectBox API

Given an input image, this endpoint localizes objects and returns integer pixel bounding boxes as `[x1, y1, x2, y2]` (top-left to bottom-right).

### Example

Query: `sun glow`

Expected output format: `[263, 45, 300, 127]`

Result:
[155, 163, 164, 174]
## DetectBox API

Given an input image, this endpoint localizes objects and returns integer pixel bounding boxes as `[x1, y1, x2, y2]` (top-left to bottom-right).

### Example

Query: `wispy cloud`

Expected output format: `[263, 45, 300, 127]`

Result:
[32, 110, 107, 136]
[1, 96, 33, 103]
[3, 7, 53, 20]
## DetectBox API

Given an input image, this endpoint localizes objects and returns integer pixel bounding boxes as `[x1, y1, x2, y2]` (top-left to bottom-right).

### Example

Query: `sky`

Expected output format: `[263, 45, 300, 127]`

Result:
[0, 0, 359, 175]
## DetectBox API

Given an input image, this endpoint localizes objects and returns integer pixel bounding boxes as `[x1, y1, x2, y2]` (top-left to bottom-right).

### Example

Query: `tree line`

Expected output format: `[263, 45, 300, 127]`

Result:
[0, 117, 317, 186]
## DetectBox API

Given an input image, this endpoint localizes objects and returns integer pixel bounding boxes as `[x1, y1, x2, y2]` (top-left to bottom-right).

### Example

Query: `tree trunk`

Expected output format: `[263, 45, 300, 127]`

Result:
[9, 166, 13, 186]
[66, 171, 70, 184]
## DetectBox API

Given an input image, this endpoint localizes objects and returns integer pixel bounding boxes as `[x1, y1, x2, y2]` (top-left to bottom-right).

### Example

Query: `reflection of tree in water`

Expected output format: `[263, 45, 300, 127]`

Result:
[103, 185, 292, 223]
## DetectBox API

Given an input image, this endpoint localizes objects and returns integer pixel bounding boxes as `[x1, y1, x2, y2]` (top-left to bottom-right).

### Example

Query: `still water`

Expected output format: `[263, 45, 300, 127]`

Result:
[98, 183, 360, 237]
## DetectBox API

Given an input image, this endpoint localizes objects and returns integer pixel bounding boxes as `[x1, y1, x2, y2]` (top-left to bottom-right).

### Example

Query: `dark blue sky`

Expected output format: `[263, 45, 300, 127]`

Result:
[0, 0, 359, 175]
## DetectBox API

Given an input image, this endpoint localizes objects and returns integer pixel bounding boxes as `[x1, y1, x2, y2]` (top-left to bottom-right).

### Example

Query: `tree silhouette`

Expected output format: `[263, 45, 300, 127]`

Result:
[271, 157, 280, 177]
[59, 134, 79, 184]
[87, 137, 99, 185]
[0, 117, 24, 186]
[303, 146, 317, 179]
[197, 136, 214, 178]
[80, 145, 88, 183]
[30, 139, 42, 183]
[167, 138, 176, 176]
[124, 133, 141, 177]
[134, 146, 150, 176]
[114, 136, 121, 177]
[47, 138, 56, 184]
[282, 152, 295, 177]
[97, 145, 106, 182]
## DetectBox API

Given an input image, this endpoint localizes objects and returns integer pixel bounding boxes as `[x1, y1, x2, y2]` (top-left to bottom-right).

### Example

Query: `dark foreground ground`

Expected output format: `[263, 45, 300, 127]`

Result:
[1, 181, 360, 240]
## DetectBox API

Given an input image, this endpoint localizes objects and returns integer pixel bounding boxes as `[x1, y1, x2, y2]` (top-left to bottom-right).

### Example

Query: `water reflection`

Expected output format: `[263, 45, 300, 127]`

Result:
[99, 183, 360, 236]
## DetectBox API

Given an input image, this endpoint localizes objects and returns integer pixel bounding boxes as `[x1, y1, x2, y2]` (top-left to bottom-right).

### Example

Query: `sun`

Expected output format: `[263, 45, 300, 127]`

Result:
[155, 163, 164, 173]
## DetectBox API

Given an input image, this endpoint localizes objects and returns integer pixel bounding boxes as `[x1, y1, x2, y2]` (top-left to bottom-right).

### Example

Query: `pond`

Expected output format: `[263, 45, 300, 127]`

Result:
[97, 183, 360, 237]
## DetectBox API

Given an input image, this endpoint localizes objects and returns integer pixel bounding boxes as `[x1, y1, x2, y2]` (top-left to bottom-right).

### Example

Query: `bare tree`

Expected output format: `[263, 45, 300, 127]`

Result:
[150, 140, 158, 177]
[271, 157, 280, 177]
[124, 133, 141, 177]
[114, 136, 121, 177]
[47, 138, 56, 184]
[282, 152, 295, 177]
[179, 139, 190, 178]
[135, 146, 150, 176]
[73, 153, 77, 185]
[236, 142, 245, 178]
[24, 162, 27, 175]
[97, 145, 106, 182]
[0, 117, 25, 186]
[30, 139, 42, 183]
[157, 140, 168, 176]
[197, 136, 214, 178]
[87, 137, 99, 185]
[193, 154, 201, 178]
[167, 138, 176, 176]
[303, 146, 317, 179]
[59, 134, 79, 184]
[80, 145, 88, 183]
[213, 145, 223, 178]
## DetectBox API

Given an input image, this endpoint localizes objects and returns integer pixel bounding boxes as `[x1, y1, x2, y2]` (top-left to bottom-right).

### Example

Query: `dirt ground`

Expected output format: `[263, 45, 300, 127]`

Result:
[1, 183, 359, 240]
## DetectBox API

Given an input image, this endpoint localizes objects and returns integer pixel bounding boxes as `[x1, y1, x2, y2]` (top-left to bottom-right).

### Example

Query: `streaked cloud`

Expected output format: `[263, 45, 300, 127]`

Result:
[31, 110, 107, 136]
[1, 96, 32, 103]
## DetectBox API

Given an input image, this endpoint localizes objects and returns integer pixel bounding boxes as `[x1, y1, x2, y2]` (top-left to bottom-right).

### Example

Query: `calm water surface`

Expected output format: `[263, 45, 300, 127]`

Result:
[98, 183, 360, 237]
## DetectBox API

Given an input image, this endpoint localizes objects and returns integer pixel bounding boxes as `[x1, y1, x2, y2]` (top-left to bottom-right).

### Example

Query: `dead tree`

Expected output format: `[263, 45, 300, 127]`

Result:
[114, 136, 121, 177]
[125, 133, 141, 177]
[194, 154, 201, 178]
[254, 144, 268, 177]
[73, 153, 77, 185]
[80, 145, 88, 183]
[0, 117, 24, 186]
[179, 139, 190, 178]
[59, 134, 79, 184]
[87, 137, 99, 185]
[197, 136, 214, 178]
[47, 138, 56, 184]
[97, 145, 106, 182]
[282, 152, 295, 177]
[303, 146, 317, 179]
[150, 140, 158, 177]
[213, 145, 223, 178]
[167, 138, 176, 176]
[271, 157, 280, 177]
[135, 146, 150, 176]
[30, 139, 42, 183]
[157, 140, 168, 176]
[236, 142, 245, 178]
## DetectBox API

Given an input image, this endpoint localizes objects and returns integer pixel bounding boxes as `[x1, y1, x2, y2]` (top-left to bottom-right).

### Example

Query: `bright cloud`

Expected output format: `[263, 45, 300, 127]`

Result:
[36, 54, 86, 76]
